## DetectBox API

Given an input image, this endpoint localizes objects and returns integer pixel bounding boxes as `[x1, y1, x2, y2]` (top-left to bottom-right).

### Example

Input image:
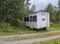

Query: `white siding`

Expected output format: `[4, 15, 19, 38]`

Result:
[25, 12, 50, 29]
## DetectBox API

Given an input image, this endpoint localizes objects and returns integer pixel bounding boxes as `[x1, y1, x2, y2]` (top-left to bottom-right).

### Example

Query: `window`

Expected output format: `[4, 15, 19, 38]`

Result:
[33, 16, 37, 22]
[42, 18, 45, 21]
[26, 17, 29, 22]
[41, 14, 45, 16]
[30, 16, 33, 22]
[24, 17, 29, 22]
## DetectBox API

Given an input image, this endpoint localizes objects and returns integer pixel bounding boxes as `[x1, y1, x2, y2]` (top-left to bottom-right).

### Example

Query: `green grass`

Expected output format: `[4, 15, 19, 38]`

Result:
[48, 22, 60, 31]
[33, 38, 60, 44]
[0, 25, 37, 36]
[0, 22, 60, 35]
[0, 22, 38, 36]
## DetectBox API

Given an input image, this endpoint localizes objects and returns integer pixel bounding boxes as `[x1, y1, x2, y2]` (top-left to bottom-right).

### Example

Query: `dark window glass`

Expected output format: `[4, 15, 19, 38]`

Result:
[26, 17, 29, 22]
[24, 17, 26, 21]
[42, 18, 45, 21]
[24, 17, 29, 22]
[33, 16, 37, 22]
[30, 16, 33, 22]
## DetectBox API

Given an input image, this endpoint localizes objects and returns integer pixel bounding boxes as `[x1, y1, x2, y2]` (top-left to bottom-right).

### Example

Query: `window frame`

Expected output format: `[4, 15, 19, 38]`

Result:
[33, 16, 37, 22]
[30, 16, 33, 22]
[24, 17, 29, 22]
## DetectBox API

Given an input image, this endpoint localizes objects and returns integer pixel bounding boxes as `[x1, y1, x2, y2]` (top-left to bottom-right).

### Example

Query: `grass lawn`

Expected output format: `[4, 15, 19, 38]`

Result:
[33, 38, 60, 44]
[0, 25, 37, 36]
[48, 22, 60, 31]
[0, 22, 60, 35]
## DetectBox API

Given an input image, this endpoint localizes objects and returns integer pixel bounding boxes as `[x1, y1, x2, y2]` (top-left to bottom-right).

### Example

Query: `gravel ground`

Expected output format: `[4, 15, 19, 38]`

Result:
[0, 30, 60, 39]
[0, 31, 60, 44]
[0, 35, 60, 44]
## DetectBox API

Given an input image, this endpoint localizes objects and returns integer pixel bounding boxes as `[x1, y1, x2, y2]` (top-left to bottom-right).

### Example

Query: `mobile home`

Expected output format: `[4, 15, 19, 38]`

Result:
[24, 11, 50, 30]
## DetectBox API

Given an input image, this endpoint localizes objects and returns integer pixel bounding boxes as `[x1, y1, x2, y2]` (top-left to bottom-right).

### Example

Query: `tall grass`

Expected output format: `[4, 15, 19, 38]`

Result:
[48, 22, 60, 31]
[0, 22, 60, 35]
[0, 22, 37, 35]
[33, 39, 60, 44]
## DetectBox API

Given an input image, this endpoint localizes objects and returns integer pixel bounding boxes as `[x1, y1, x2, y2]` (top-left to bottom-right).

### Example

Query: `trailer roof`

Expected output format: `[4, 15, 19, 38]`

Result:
[26, 10, 49, 16]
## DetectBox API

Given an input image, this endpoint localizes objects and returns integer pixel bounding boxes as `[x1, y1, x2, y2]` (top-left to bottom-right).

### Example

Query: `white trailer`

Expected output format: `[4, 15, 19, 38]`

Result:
[24, 11, 50, 30]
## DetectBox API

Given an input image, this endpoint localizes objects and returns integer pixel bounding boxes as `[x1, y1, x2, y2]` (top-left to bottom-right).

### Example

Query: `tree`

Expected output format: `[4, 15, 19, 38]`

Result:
[29, 5, 36, 14]
[53, 6, 58, 21]
[23, 0, 31, 15]
[45, 3, 55, 21]
[57, 0, 60, 21]
[58, 0, 60, 10]
[0, 0, 25, 26]
[23, 0, 36, 15]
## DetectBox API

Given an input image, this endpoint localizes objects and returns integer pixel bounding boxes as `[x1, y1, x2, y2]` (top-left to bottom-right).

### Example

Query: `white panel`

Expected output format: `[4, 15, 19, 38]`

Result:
[25, 12, 50, 29]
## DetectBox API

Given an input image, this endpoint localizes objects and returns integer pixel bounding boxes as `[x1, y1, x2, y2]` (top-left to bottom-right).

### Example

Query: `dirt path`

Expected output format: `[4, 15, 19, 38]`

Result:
[0, 31, 60, 44]
[0, 35, 60, 44]
[0, 30, 60, 39]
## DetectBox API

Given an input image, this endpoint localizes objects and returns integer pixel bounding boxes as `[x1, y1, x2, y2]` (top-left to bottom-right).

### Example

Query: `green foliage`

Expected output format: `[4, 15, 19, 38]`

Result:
[33, 39, 60, 44]
[48, 22, 60, 31]
[45, 3, 59, 22]
[23, 0, 35, 16]
[0, 22, 60, 35]
[0, 0, 25, 26]
[45, 3, 55, 21]
[0, 22, 37, 35]
[58, 0, 60, 10]
[0, 0, 36, 27]
[23, 0, 30, 15]
[29, 5, 36, 14]
[57, 0, 60, 21]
